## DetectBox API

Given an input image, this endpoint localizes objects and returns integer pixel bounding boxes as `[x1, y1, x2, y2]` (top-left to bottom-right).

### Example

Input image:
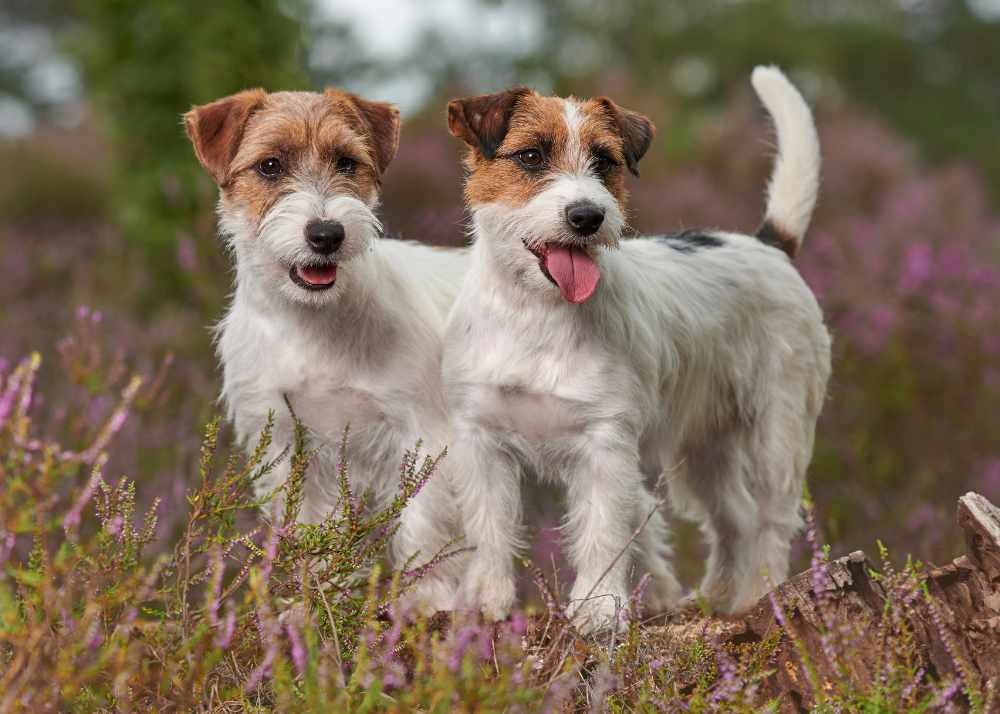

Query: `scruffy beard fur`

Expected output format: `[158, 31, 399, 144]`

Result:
[185, 88, 468, 613]
[443, 67, 830, 633]
[219, 193, 382, 309]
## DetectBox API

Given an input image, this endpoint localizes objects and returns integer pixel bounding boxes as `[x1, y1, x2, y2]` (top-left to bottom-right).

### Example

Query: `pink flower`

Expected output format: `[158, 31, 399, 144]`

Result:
[284, 619, 307, 675]
[899, 242, 931, 293]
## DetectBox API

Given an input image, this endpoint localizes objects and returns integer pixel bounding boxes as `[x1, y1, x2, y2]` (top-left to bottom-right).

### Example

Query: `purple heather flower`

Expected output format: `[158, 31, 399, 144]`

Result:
[768, 590, 788, 629]
[63, 462, 105, 535]
[932, 678, 962, 708]
[85, 621, 104, 651]
[215, 604, 236, 650]
[509, 610, 527, 637]
[478, 625, 494, 662]
[447, 625, 479, 673]
[0, 531, 14, 568]
[176, 235, 198, 273]
[285, 619, 307, 675]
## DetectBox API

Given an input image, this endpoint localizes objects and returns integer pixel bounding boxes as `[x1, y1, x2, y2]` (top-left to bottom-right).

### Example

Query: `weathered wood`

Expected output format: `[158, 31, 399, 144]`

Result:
[958, 491, 1000, 582]
[640, 492, 1000, 712]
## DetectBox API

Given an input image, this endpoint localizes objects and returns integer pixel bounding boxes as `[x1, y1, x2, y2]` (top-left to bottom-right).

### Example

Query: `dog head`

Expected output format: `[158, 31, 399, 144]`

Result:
[448, 87, 653, 304]
[185, 88, 399, 306]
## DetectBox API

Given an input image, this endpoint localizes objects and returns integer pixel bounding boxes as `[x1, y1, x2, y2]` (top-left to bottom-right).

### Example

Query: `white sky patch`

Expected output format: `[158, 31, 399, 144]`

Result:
[315, 0, 543, 113]
[967, 0, 1000, 19]
[316, 0, 541, 60]
[0, 95, 35, 138]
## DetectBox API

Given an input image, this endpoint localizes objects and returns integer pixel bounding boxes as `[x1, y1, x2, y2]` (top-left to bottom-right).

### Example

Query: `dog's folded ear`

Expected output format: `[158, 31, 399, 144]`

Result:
[184, 89, 267, 185]
[595, 98, 655, 177]
[340, 93, 400, 176]
[447, 87, 532, 160]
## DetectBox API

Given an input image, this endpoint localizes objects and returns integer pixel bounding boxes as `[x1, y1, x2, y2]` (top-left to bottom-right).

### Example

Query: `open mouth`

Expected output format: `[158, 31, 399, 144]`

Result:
[289, 262, 338, 291]
[525, 242, 601, 304]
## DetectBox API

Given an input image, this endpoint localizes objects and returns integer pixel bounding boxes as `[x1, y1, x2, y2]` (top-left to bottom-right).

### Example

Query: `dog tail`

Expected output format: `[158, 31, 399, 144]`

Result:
[750, 65, 820, 259]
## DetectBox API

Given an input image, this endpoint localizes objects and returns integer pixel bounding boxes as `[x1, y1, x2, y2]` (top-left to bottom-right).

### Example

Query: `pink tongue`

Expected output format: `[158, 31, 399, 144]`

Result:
[544, 246, 601, 304]
[298, 264, 337, 285]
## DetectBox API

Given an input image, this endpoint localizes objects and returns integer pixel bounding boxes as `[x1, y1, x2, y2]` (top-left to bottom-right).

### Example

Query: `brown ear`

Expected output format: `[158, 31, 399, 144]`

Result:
[184, 89, 266, 185]
[447, 87, 532, 159]
[596, 98, 655, 177]
[340, 92, 400, 175]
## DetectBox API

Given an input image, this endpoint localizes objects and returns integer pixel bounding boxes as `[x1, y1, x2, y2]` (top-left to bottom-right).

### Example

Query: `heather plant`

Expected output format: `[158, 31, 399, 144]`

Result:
[0, 346, 549, 711]
[0, 331, 993, 711]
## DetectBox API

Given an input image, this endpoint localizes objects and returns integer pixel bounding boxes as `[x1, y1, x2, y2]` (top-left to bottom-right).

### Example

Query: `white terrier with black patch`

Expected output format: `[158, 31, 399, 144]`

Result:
[443, 67, 831, 631]
[184, 88, 466, 611]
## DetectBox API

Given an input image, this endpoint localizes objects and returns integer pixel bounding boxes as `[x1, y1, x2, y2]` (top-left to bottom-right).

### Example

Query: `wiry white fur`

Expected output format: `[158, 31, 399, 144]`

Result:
[215, 176, 468, 612]
[752, 65, 821, 246]
[444, 69, 831, 633]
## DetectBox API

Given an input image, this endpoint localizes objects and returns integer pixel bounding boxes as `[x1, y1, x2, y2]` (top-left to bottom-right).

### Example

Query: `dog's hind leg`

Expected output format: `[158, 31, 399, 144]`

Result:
[632, 485, 683, 614]
[669, 422, 805, 614]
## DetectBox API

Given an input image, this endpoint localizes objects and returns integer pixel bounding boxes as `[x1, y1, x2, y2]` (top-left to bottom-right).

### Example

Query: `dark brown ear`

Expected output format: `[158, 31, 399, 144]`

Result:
[184, 89, 266, 185]
[340, 92, 400, 175]
[447, 87, 532, 159]
[596, 98, 655, 177]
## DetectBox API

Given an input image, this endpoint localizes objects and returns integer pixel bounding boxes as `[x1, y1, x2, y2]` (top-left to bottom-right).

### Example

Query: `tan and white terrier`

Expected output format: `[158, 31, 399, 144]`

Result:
[184, 88, 467, 611]
[443, 67, 831, 632]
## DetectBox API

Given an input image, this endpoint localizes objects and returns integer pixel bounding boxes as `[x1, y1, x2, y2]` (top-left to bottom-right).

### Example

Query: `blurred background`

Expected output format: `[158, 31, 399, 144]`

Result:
[2, 0, 999, 581]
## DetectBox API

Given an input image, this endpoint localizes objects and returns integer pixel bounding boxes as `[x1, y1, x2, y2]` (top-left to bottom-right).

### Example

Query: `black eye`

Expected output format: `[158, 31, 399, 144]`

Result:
[256, 157, 284, 178]
[514, 148, 544, 170]
[592, 155, 615, 174]
[335, 156, 357, 174]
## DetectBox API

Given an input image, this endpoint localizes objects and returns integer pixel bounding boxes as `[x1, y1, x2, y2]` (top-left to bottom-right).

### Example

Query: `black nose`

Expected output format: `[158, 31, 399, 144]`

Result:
[304, 220, 345, 255]
[565, 201, 605, 236]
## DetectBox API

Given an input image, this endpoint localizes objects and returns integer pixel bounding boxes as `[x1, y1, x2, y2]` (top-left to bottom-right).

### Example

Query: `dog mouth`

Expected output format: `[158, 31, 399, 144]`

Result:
[289, 262, 338, 291]
[525, 242, 601, 304]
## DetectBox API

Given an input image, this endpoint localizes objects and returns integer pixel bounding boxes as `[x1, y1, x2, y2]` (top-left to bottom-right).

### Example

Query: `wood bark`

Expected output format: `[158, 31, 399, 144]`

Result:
[641, 492, 1000, 711]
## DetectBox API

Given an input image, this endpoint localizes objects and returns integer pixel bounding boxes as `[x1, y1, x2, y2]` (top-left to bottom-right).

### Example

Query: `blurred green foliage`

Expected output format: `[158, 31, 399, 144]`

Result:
[0, 140, 107, 222]
[68, 0, 313, 301]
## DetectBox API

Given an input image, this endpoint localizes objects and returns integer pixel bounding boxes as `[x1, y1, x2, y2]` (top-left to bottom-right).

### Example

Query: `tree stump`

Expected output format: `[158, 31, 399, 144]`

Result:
[641, 492, 1000, 711]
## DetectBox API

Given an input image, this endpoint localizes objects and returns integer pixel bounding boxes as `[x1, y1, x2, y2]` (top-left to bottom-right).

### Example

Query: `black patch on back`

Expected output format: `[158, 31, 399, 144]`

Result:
[657, 230, 725, 254]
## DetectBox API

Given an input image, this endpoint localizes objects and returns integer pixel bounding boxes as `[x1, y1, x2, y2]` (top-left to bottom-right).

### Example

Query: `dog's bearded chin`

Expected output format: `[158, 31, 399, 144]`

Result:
[527, 243, 601, 304]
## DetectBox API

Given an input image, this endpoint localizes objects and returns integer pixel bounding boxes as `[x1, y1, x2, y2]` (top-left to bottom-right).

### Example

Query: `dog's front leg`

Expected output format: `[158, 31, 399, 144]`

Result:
[563, 433, 642, 634]
[452, 427, 523, 621]
[394, 470, 464, 614]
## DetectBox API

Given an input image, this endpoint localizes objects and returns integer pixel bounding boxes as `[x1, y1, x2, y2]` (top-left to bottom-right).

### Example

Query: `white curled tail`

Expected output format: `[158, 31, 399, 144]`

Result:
[751, 65, 820, 258]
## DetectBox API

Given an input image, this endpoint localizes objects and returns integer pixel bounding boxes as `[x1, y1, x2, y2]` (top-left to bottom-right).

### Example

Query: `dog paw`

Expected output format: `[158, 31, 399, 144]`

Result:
[692, 576, 764, 615]
[403, 576, 457, 615]
[643, 573, 684, 614]
[460, 568, 516, 621]
[567, 593, 627, 635]
[678, 590, 711, 613]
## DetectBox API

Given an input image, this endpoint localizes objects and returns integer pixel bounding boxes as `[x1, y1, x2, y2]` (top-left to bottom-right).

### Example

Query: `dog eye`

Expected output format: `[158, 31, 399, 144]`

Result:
[592, 155, 616, 174]
[335, 156, 357, 174]
[514, 148, 544, 170]
[256, 157, 284, 178]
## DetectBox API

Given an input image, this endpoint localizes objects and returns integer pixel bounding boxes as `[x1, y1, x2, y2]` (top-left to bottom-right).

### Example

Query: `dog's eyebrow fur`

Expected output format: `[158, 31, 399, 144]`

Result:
[589, 142, 621, 160]
[657, 231, 725, 253]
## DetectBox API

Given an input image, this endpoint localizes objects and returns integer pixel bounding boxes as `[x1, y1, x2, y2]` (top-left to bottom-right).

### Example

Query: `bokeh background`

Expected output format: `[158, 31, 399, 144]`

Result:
[2, 0, 999, 582]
